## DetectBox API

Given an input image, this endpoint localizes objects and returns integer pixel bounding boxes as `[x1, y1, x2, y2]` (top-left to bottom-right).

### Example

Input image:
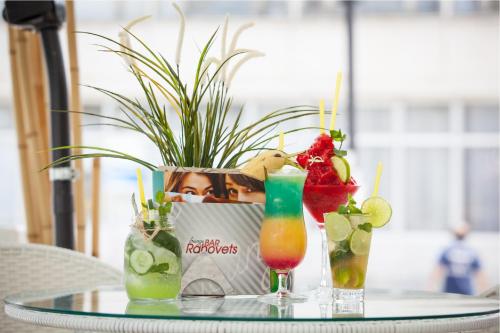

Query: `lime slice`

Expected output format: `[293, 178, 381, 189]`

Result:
[349, 229, 371, 256]
[331, 156, 350, 183]
[354, 269, 366, 289]
[348, 214, 368, 228]
[334, 266, 351, 286]
[130, 250, 154, 274]
[325, 212, 353, 242]
[361, 196, 392, 228]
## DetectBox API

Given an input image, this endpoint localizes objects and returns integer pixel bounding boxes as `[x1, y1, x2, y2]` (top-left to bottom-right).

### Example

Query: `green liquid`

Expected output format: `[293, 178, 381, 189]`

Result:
[264, 172, 307, 218]
[125, 270, 181, 300]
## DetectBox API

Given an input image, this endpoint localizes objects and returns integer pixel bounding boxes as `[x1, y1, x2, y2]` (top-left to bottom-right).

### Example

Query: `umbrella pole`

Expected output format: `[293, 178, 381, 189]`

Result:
[40, 26, 75, 249]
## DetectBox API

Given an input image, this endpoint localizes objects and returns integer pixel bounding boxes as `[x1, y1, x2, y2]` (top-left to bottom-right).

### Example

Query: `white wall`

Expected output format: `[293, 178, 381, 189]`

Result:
[0, 15, 498, 104]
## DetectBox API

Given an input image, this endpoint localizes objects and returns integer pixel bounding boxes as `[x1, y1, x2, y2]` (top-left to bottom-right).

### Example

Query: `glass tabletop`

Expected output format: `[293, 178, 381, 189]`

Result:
[4, 286, 499, 322]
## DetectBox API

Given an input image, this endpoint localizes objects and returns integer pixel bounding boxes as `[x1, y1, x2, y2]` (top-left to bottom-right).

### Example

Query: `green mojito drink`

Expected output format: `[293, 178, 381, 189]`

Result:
[124, 228, 181, 300]
[124, 192, 182, 301]
[325, 196, 391, 303]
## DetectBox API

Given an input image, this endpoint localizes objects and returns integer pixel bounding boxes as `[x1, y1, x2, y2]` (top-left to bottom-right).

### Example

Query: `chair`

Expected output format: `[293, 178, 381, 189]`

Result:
[0, 243, 122, 333]
[480, 285, 500, 300]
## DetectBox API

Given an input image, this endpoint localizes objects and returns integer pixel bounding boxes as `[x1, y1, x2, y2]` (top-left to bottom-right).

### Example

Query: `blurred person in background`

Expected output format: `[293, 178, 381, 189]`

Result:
[429, 223, 488, 295]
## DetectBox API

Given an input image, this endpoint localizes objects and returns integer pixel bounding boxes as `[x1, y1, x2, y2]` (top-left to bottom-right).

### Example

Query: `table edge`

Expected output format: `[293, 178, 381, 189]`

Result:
[5, 303, 500, 333]
[5, 299, 500, 323]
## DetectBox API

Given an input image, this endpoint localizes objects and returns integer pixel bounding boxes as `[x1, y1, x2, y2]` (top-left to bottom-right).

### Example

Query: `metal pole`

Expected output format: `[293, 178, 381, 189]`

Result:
[345, 0, 356, 149]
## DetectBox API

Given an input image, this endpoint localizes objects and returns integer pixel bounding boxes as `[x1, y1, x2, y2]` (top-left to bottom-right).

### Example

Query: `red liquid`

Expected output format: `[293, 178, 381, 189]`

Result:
[263, 257, 304, 271]
[303, 183, 359, 223]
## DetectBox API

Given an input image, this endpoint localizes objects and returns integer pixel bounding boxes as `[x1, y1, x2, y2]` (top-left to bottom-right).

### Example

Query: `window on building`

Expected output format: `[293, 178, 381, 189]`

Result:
[356, 107, 392, 133]
[465, 148, 499, 231]
[406, 148, 449, 230]
[465, 105, 499, 133]
[406, 106, 449, 132]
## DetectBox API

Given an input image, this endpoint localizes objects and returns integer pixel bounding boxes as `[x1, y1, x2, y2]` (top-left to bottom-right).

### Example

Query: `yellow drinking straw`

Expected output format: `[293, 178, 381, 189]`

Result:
[278, 130, 284, 151]
[372, 162, 383, 197]
[329, 71, 343, 131]
[319, 99, 325, 134]
[136, 168, 147, 213]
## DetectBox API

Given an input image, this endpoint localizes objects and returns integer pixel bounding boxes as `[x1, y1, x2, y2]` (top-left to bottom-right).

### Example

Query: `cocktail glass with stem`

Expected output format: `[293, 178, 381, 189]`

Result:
[302, 183, 358, 300]
[259, 169, 307, 304]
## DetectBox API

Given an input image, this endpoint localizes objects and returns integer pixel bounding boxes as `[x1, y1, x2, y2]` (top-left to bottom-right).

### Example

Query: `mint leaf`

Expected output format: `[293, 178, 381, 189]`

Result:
[151, 230, 182, 257]
[330, 240, 352, 261]
[337, 205, 349, 214]
[330, 129, 347, 142]
[148, 263, 170, 274]
[155, 190, 165, 204]
[158, 202, 172, 221]
[358, 223, 372, 233]
[148, 199, 155, 210]
[143, 220, 154, 229]
[158, 205, 168, 218]
[350, 206, 363, 214]
[334, 149, 347, 157]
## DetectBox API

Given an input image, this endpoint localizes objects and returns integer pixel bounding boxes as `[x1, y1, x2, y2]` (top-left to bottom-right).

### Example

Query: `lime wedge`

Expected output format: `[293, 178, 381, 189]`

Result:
[354, 269, 366, 288]
[325, 212, 353, 242]
[349, 229, 371, 256]
[331, 156, 350, 183]
[334, 266, 351, 286]
[361, 196, 392, 228]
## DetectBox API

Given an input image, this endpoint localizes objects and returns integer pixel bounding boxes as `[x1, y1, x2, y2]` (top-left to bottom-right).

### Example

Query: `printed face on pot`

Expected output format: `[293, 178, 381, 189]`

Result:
[177, 173, 215, 196]
[167, 171, 220, 197]
[225, 174, 265, 203]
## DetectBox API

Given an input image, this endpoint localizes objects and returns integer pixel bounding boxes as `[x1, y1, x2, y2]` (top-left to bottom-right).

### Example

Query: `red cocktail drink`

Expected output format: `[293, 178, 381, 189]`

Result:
[303, 183, 359, 223]
[296, 133, 359, 300]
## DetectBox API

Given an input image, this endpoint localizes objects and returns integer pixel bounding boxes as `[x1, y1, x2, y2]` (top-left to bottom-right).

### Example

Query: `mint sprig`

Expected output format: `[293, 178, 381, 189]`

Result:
[337, 194, 362, 215]
[338, 195, 373, 232]
[358, 223, 372, 233]
[330, 129, 347, 143]
[330, 129, 348, 157]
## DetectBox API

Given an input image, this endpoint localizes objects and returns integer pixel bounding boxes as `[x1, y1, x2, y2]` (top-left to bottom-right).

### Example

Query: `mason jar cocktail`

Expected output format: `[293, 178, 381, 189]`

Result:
[124, 217, 182, 300]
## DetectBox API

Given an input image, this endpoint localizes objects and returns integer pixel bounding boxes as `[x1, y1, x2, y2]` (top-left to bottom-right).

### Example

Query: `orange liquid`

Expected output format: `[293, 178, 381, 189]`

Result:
[259, 217, 307, 271]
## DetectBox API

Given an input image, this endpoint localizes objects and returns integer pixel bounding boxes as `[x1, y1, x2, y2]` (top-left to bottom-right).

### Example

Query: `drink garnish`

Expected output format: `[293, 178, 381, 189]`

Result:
[297, 130, 353, 186]
[349, 229, 371, 256]
[331, 156, 350, 183]
[360, 162, 392, 228]
[337, 195, 363, 215]
[324, 212, 352, 242]
[130, 250, 154, 274]
[361, 197, 392, 228]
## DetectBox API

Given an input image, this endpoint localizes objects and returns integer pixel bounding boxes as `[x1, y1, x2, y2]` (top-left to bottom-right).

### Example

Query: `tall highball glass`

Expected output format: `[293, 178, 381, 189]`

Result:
[259, 169, 307, 304]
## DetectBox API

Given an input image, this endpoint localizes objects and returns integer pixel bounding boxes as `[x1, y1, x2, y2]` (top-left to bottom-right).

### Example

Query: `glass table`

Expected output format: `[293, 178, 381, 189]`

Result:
[4, 286, 499, 333]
